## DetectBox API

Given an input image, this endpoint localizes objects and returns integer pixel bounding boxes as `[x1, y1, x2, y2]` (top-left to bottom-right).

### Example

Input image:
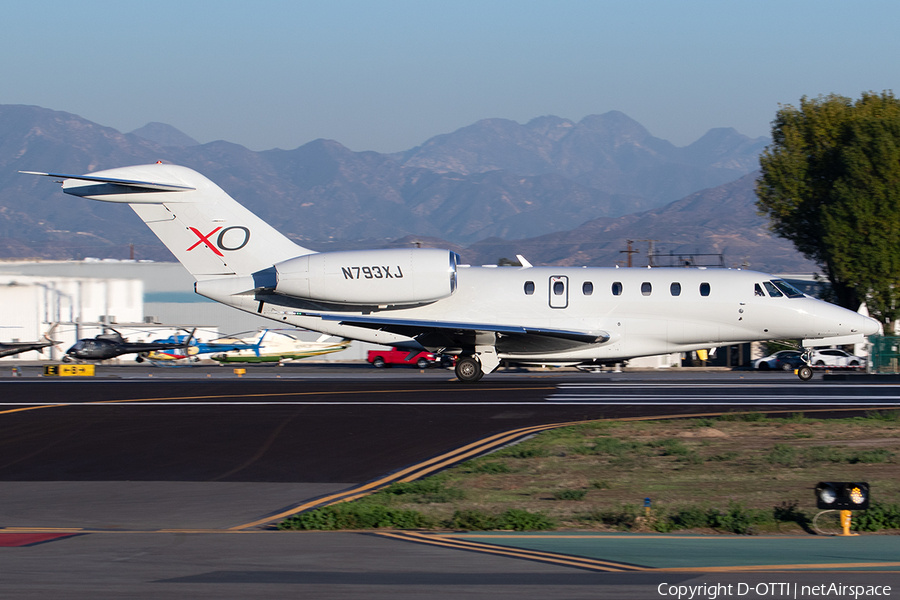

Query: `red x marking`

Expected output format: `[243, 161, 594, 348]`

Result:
[186, 227, 223, 257]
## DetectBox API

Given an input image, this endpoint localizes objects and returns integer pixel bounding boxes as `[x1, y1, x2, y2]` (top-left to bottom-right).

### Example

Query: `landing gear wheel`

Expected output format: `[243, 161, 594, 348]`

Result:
[455, 356, 483, 383]
[797, 366, 813, 381]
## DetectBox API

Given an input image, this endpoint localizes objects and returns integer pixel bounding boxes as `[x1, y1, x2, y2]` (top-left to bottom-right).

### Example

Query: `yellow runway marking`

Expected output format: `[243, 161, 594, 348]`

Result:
[375, 531, 645, 572]
[385, 532, 900, 573]
[659, 563, 900, 572]
[444, 534, 818, 540]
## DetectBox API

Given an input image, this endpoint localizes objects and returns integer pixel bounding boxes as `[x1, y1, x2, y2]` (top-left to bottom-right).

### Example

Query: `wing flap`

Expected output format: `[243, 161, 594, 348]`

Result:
[306, 312, 610, 350]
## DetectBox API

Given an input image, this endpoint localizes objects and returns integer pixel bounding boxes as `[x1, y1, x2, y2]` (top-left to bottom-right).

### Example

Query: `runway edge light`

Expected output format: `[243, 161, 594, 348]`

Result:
[815, 481, 869, 510]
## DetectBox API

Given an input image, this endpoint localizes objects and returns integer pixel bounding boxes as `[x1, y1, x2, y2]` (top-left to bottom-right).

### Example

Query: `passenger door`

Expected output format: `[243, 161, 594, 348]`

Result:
[549, 276, 568, 309]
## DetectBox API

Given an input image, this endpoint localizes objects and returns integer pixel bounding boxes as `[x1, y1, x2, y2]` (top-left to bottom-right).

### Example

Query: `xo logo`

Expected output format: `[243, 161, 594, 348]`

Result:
[186, 226, 251, 257]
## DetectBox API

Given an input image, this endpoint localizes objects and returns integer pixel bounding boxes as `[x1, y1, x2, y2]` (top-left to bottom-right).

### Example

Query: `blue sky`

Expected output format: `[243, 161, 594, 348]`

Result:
[2, 0, 898, 152]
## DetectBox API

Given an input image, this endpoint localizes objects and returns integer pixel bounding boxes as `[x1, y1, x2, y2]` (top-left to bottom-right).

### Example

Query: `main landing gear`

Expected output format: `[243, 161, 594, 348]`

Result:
[455, 356, 484, 382]
[454, 346, 501, 383]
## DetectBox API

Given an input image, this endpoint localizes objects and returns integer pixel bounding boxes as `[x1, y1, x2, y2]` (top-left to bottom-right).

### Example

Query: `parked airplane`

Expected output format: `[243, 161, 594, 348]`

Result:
[65, 328, 195, 362]
[207, 329, 350, 364]
[24, 164, 881, 381]
[142, 333, 258, 362]
[144, 329, 350, 364]
[0, 334, 58, 358]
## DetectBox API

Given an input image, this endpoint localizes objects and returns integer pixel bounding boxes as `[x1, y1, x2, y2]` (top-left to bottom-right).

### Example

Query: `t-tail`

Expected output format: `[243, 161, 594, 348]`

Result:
[21, 164, 312, 280]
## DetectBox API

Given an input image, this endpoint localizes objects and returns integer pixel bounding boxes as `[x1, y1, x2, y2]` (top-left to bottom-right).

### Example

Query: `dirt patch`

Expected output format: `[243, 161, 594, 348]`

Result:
[677, 428, 728, 438]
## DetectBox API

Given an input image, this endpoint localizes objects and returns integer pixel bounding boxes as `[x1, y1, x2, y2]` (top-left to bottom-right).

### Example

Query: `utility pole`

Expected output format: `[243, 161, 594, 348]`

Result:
[638, 239, 657, 267]
[620, 240, 639, 268]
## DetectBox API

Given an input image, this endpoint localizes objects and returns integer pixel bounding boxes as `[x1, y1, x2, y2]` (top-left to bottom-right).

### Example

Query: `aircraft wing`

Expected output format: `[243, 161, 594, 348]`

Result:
[303, 312, 610, 354]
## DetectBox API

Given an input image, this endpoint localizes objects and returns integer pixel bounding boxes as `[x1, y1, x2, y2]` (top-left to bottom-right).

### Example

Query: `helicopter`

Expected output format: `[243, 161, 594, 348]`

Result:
[64, 328, 196, 362]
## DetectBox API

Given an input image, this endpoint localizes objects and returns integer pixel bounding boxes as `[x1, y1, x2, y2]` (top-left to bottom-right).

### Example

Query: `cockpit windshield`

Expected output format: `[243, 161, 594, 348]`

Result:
[771, 279, 805, 298]
[761, 280, 804, 298]
[763, 281, 783, 297]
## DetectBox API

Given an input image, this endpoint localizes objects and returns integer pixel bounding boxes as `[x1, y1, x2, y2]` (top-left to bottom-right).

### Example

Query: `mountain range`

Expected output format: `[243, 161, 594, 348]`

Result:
[0, 104, 815, 272]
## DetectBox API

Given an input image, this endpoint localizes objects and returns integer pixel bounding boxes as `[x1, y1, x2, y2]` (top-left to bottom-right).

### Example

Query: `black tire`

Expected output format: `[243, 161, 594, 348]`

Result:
[758, 362, 770, 371]
[779, 362, 793, 371]
[455, 356, 483, 383]
[372, 357, 385, 368]
[416, 358, 429, 369]
[849, 360, 860, 368]
[814, 360, 826, 366]
[798, 366, 814, 381]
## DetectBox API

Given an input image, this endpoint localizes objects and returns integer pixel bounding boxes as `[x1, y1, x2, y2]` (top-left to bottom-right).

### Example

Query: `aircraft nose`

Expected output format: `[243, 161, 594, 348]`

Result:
[860, 313, 881, 336]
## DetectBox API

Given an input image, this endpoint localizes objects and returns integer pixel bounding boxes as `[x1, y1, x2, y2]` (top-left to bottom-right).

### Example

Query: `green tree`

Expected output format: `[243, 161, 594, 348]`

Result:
[756, 92, 900, 333]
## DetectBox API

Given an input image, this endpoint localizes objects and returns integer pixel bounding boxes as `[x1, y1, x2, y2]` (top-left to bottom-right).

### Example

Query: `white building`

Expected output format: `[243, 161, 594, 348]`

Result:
[0, 273, 143, 361]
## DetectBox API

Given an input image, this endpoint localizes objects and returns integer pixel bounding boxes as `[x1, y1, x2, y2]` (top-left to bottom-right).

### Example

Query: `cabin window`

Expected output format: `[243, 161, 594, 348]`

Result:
[611, 281, 623, 296]
[700, 282, 711, 297]
[524, 281, 535, 295]
[641, 282, 652, 296]
[670, 282, 681, 296]
[763, 281, 783, 297]
[582, 281, 593, 295]
[553, 281, 565, 295]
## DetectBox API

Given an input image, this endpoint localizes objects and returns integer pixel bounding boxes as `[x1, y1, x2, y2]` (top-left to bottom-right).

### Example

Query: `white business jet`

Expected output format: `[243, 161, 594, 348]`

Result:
[23, 164, 879, 382]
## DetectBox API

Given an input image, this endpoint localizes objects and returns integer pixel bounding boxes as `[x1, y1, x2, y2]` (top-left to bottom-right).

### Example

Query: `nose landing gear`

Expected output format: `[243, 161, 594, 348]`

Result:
[796, 348, 814, 381]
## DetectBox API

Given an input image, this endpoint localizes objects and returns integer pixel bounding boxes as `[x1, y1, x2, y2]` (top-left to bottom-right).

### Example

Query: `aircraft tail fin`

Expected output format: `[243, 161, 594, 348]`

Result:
[23, 164, 312, 279]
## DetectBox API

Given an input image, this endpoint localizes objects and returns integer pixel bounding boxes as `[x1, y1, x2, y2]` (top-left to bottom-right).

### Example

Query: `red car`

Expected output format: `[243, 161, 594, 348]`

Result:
[367, 347, 445, 368]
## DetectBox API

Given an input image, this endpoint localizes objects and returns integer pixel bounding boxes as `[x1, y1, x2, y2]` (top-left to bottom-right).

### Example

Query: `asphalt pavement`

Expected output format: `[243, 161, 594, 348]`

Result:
[1, 365, 899, 599]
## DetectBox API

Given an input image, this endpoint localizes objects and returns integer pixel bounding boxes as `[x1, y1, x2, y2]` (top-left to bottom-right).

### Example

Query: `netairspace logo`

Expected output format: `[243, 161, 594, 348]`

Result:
[657, 582, 892, 599]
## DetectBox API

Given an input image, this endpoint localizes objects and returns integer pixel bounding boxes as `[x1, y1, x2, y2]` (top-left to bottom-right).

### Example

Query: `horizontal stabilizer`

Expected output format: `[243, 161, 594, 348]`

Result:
[19, 171, 195, 192]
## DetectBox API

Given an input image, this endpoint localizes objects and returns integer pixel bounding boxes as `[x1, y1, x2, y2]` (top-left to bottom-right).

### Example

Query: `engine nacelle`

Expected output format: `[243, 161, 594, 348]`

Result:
[274, 248, 459, 305]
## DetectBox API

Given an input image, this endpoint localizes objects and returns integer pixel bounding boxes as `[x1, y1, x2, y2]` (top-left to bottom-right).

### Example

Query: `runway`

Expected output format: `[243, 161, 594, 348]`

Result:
[3, 369, 899, 485]
[1, 367, 899, 598]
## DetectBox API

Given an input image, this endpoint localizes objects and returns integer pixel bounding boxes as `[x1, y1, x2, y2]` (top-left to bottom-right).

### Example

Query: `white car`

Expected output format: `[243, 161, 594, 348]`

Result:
[809, 348, 865, 368]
